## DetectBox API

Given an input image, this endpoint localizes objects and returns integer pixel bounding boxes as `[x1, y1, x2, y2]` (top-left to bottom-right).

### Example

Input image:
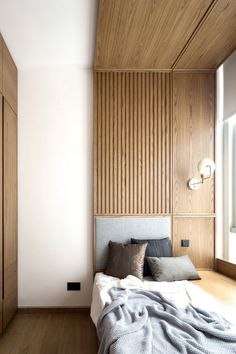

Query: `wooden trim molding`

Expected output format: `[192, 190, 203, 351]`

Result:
[216, 258, 236, 280]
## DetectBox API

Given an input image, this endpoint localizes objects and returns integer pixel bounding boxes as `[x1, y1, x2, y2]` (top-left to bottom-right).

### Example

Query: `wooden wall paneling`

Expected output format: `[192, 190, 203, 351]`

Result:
[3, 100, 17, 329]
[121, 73, 126, 213]
[149, 72, 153, 214]
[173, 72, 215, 214]
[95, 0, 213, 69]
[2, 40, 17, 114]
[0, 35, 3, 94]
[110, 72, 114, 214]
[173, 217, 214, 269]
[175, 0, 236, 69]
[129, 73, 134, 214]
[125, 73, 129, 214]
[153, 73, 157, 213]
[137, 73, 141, 214]
[101, 73, 106, 213]
[141, 73, 145, 214]
[94, 71, 172, 215]
[133, 72, 138, 214]
[93, 71, 97, 214]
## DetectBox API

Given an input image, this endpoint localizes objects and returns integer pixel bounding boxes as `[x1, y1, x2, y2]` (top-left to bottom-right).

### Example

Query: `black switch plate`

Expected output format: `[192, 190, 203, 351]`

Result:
[181, 239, 190, 247]
[67, 282, 81, 291]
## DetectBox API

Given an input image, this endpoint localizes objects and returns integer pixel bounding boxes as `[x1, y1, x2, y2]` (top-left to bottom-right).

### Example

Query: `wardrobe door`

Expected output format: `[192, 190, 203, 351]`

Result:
[0, 36, 3, 94]
[2, 40, 17, 114]
[3, 99, 17, 329]
[0, 95, 3, 333]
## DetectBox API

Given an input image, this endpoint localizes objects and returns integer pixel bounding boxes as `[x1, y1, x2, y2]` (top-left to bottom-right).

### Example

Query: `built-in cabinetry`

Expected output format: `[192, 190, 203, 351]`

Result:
[0, 34, 17, 333]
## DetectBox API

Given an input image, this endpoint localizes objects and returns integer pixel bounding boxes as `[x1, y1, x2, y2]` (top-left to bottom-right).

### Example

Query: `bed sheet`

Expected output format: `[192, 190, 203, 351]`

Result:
[90, 272, 234, 326]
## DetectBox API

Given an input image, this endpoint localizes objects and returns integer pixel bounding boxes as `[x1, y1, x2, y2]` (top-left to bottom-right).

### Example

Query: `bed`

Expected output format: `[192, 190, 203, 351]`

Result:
[91, 216, 236, 354]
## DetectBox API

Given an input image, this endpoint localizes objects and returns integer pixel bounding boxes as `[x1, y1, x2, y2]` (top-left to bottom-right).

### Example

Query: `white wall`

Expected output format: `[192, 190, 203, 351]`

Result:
[18, 65, 93, 306]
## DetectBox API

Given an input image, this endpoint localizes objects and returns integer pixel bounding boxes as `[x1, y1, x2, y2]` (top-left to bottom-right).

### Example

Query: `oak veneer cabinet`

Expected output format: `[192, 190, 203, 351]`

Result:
[0, 34, 17, 333]
[0, 35, 3, 94]
[3, 100, 17, 329]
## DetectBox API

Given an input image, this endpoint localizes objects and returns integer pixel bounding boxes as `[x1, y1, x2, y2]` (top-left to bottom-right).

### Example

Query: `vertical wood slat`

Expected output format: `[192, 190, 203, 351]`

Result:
[101, 73, 106, 213]
[117, 73, 122, 213]
[158, 74, 162, 213]
[121, 73, 126, 213]
[129, 73, 134, 214]
[105, 72, 110, 213]
[141, 73, 145, 214]
[93, 72, 98, 214]
[125, 73, 130, 214]
[97, 72, 102, 214]
[137, 73, 142, 214]
[113, 73, 118, 213]
[109, 72, 113, 213]
[133, 73, 138, 214]
[153, 73, 158, 214]
[94, 71, 172, 215]
[145, 73, 149, 213]
[149, 72, 154, 214]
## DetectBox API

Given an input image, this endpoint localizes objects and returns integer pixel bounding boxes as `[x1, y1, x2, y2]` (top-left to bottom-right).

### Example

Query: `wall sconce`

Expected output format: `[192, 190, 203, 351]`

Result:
[188, 158, 215, 190]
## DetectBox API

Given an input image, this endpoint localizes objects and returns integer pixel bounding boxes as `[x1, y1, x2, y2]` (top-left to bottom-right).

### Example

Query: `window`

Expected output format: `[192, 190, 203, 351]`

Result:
[216, 51, 236, 264]
[222, 116, 236, 263]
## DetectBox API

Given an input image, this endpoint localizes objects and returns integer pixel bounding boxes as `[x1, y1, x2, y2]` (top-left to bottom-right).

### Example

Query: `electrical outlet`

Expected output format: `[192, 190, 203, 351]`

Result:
[67, 282, 81, 291]
[181, 239, 190, 247]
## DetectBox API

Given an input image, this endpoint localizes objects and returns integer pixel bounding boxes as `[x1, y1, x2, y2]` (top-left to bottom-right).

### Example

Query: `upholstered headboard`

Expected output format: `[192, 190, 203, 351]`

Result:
[94, 216, 171, 272]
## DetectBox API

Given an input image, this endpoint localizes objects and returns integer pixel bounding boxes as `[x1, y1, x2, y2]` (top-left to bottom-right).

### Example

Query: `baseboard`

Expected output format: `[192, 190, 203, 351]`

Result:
[17, 307, 90, 314]
[216, 258, 236, 280]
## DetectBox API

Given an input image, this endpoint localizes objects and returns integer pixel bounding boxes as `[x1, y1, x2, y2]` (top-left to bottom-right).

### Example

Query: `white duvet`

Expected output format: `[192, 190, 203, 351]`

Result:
[90, 272, 235, 326]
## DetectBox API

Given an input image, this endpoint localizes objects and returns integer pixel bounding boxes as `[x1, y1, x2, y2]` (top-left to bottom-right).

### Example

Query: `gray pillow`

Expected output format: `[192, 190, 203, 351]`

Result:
[131, 238, 172, 276]
[147, 255, 201, 282]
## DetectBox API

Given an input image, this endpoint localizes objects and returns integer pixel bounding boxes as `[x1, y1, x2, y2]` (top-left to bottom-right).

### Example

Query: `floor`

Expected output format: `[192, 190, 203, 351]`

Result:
[193, 271, 236, 319]
[0, 271, 235, 354]
[0, 310, 98, 354]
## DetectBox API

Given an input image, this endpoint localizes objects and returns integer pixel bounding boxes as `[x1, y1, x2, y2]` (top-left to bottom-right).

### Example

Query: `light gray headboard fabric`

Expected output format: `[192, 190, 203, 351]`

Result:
[95, 216, 171, 271]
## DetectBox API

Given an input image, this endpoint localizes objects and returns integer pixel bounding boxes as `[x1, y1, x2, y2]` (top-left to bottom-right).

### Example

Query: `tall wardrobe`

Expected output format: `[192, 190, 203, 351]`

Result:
[0, 33, 17, 332]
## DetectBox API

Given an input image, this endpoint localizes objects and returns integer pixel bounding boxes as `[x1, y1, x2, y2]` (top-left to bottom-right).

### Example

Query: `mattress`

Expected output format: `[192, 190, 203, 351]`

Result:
[90, 272, 234, 327]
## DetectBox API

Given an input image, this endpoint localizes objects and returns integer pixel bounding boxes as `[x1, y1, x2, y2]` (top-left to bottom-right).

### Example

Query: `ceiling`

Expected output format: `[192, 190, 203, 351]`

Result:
[0, 0, 99, 70]
[95, 0, 236, 70]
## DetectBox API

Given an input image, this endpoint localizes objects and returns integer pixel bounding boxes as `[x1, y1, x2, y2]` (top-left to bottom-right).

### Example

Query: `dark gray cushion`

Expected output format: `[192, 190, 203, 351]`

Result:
[105, 241, 147, 280]
[131, 238, 172, 276]
[147, 255, 201, 282]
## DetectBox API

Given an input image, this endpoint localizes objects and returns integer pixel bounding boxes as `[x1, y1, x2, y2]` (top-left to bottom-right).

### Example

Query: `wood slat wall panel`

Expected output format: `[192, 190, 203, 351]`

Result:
[94, 71, 172, 215]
